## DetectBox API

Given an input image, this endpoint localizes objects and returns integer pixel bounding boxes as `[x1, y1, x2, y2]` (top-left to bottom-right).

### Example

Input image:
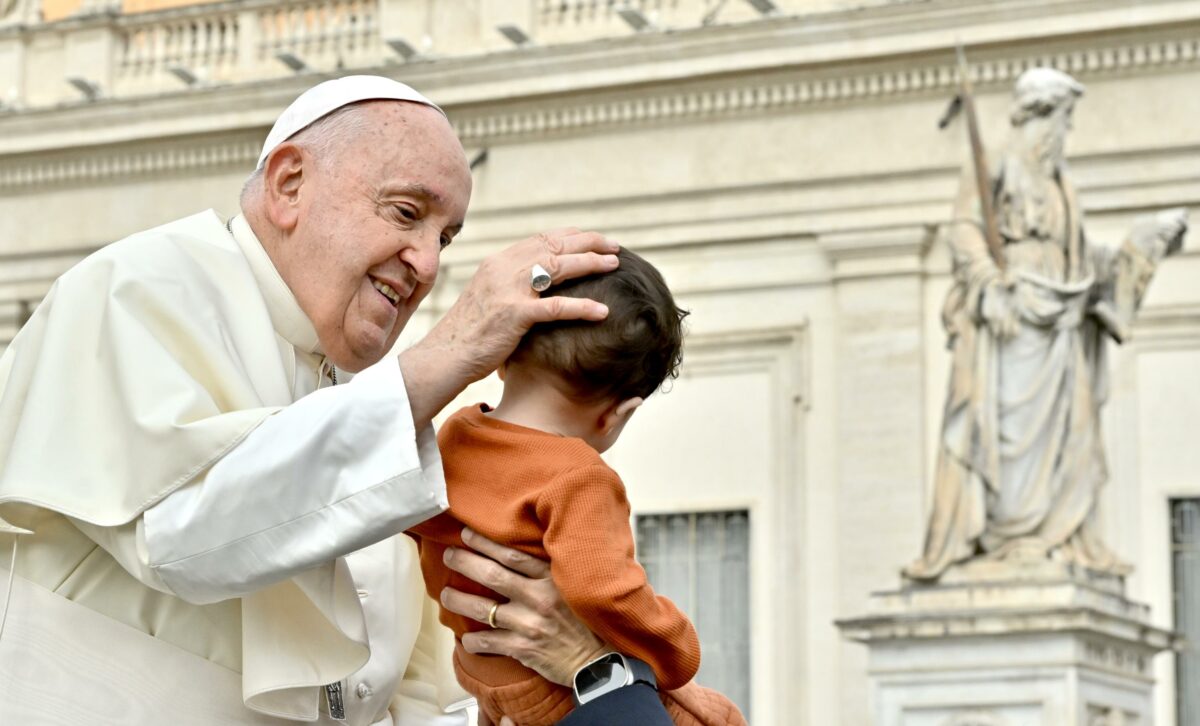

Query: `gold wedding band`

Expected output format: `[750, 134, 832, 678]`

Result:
[487, 602, 500, 629]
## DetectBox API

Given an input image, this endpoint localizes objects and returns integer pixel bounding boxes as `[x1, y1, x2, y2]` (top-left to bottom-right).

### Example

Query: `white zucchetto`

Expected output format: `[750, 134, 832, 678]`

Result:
[257, 75, 443, 169]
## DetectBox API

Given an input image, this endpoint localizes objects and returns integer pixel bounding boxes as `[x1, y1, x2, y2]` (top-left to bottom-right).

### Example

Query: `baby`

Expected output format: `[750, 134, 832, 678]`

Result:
[408, 249, 747, 726]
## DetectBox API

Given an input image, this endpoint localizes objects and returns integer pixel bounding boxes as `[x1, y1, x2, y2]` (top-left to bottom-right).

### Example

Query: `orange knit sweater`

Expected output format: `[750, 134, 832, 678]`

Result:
[408, 405, 744, 726]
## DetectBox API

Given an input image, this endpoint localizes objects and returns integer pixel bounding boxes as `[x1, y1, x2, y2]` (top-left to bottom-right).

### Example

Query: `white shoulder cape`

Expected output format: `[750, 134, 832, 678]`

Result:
[0, 210, 289, 529]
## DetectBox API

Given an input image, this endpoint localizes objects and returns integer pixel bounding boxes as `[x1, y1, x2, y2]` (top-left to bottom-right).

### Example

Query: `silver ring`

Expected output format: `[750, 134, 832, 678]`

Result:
[530, 264, 552, 293]
[487, 602, 500, 629]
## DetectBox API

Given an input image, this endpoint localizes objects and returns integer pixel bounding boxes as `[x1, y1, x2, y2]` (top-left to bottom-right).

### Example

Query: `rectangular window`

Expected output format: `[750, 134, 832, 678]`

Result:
[1173, 498, 1200, 726]
[636, 510, 751, 720]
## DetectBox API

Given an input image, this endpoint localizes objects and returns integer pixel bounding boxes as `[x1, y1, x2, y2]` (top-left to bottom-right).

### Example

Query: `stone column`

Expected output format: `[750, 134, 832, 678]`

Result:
[59, 12, 121, 103]
[0, 0, 38, 109]
[0, 29, 25, 110]
[820, 225, 934, 725]
[236, 6, 261, 81]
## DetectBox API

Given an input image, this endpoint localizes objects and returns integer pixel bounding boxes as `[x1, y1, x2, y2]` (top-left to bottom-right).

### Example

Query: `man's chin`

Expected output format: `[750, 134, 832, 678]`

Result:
[341, 329, 408, 372]
[323, 337, 387, 374]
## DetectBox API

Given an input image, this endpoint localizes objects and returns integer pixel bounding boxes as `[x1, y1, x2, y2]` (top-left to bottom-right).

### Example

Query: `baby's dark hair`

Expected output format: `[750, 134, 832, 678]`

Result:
[509, 248, 688, 403]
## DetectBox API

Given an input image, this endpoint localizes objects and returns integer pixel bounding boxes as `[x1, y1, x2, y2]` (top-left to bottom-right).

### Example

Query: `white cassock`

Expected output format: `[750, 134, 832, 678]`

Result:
[0, 211, 470, 725]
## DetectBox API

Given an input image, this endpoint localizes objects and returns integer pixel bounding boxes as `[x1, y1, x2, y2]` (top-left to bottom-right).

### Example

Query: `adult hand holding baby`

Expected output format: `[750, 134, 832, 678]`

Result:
[440, 527, 610, 687]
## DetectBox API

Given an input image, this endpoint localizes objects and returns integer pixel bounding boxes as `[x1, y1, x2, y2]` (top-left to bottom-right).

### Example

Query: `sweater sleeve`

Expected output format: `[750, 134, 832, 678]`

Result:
[537, 464, 700, 690]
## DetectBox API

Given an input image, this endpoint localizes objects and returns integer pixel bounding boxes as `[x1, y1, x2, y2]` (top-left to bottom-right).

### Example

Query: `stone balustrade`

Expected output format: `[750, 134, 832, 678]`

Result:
[0, 0, 856, 110]
[114, 0, 380, 94]
[116, 4, 245, 93]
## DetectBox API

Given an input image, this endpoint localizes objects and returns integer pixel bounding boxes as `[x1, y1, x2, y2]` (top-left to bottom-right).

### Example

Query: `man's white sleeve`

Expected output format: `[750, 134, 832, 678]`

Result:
[139, 357, 448, 604]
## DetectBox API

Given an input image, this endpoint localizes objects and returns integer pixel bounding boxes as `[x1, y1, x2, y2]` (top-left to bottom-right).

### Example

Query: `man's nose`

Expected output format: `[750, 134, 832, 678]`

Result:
[401, 234, 441, 284]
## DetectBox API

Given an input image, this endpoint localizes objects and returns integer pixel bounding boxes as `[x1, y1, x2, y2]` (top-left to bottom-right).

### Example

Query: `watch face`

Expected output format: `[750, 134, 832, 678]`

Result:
[575, 654, 629, 703]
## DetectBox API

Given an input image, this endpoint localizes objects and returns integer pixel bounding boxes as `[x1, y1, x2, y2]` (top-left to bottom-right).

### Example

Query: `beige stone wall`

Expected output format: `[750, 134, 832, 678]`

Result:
[2, 0, 1200, 723]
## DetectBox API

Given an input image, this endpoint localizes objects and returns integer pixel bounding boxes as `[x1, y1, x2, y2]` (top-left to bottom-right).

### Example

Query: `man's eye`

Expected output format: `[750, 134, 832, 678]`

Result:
[395, 206, 417, 221]
[440, 235, 452, 250]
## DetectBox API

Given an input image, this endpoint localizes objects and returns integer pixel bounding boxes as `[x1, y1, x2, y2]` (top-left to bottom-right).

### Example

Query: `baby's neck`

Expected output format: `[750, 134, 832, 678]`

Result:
[488, 376, 601, 447]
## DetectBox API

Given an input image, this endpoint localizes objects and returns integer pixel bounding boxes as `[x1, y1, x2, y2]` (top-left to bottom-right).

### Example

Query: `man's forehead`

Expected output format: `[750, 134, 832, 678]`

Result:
[361, 102, 466, 157]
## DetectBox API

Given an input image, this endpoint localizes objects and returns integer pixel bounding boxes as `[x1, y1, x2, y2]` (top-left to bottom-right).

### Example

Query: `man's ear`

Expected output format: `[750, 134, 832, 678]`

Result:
[262, 143, 306, 233]
[602, 397, 644, 433]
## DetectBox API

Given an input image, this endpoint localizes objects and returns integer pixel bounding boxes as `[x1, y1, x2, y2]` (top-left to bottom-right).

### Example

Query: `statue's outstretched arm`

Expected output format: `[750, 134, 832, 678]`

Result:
[1090, 208, 1188, 342]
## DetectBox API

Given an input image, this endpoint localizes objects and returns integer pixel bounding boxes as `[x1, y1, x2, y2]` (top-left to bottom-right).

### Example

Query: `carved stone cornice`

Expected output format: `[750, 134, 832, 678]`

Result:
[3, 0, 1200, 185]
[836, 576, 1180, 670]
[450, 30, 1200, 143]
[0, 137, 259, 191]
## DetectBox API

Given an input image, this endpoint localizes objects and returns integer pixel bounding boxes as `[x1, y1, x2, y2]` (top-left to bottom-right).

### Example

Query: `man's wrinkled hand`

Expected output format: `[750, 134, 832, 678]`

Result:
[398, 229, 619, 428]
[430, 228, 619, 383]
[439, 528, 609, 687]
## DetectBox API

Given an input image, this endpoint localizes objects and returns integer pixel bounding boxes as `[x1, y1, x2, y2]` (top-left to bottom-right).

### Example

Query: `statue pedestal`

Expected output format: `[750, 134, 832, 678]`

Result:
[836, 561, 1178, 726]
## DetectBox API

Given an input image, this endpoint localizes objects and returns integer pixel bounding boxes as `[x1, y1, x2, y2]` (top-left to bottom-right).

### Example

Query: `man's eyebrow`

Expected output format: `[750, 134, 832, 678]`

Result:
[382, 183, 444, 204]
[379, 184, 464, 233]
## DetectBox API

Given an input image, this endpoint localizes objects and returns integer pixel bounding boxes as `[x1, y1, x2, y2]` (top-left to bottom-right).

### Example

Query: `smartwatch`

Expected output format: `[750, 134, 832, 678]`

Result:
[571, 652, 658, 706]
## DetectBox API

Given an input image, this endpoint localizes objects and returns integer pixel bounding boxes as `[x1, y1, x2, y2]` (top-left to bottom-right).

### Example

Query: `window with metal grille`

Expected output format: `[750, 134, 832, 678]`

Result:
[1173, 498, 1200, 726]
[635, 510, 750, 719]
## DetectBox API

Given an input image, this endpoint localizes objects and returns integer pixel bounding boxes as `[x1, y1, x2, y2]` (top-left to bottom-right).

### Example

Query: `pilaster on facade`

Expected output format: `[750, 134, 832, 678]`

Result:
[817, 226, 934, 281]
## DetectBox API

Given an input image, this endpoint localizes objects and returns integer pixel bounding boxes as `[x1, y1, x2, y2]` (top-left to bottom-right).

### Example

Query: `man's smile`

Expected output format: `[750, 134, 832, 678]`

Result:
[370, 276, 403, 307]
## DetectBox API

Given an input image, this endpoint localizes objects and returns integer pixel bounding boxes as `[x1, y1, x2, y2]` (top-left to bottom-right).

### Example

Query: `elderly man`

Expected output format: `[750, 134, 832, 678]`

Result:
[0, 77, 671, 725]
[905, 68, 1187, 580]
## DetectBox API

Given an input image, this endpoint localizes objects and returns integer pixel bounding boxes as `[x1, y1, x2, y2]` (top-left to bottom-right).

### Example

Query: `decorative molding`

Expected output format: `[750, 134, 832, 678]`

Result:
[942, 712, 1008, 726]
[817, 225, 935, 280]
[451, 34, 1200, 143]
[681, 324, 810, 408]
[1128, 303, 1200, 350]
[1086, 704, 1139, 726]
[4, 16, 1200, 188]
[1083, 640, 1150, 676]
[837, 602, 1178, 658]
[0, 138, 259, 191]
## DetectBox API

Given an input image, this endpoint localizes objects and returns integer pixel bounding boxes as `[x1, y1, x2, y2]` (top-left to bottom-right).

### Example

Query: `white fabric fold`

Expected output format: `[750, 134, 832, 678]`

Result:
[145, 358, 447, 605]
[0, 211, 290, 527]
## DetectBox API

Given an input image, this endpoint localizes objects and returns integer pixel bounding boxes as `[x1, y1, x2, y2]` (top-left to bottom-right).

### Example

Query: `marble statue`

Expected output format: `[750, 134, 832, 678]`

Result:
[904, 67, 1188, 580]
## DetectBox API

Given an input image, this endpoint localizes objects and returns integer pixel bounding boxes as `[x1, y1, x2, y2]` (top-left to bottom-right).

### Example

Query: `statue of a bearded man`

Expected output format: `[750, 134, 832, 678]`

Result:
[905, 68, 1187, 580]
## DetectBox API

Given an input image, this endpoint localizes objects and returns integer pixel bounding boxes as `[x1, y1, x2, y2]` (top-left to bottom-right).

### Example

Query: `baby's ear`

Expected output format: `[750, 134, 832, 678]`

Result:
[599, 397, 644, 438]
[613, 397, 644, 421]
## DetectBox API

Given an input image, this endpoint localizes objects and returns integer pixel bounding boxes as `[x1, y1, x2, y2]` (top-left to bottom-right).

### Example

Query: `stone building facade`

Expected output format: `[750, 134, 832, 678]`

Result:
[1, 1, 1198, 723]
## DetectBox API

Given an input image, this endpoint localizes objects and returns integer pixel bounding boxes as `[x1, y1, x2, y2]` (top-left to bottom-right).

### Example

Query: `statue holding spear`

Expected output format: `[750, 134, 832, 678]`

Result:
[905, 52, 1188, 580]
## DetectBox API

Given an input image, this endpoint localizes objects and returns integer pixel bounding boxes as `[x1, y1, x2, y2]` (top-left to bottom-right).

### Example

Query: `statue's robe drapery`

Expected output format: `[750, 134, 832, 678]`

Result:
[907, 153, 1155, 580]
